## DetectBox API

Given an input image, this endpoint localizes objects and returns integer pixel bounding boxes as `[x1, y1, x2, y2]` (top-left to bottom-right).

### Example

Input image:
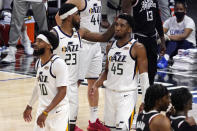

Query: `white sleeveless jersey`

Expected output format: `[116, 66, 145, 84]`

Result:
[103, 39, 139, 92]
[53, 26, 81, 85]
[35, 55, 69, 112]
[80, 0, 101, 32]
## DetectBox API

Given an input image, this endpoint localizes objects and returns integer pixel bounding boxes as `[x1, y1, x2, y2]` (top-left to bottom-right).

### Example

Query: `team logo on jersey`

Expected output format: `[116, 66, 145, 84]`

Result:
[62, 42, 79, 52]
[89, 4, 101, 14]
[136, 121, 145, 130]
[44, 66, 49, 70]
[109, 52, 127, 62]
[140, 0, 156, 12]
[38, 72, 48, 83]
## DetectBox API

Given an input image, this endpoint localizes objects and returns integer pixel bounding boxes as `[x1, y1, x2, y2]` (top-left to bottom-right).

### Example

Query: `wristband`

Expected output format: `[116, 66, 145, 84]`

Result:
[42, 111, 48, 116]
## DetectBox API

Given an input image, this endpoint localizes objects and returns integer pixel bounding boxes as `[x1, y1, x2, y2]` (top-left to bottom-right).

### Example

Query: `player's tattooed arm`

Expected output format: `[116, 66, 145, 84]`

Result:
[79, 22, 115, 42]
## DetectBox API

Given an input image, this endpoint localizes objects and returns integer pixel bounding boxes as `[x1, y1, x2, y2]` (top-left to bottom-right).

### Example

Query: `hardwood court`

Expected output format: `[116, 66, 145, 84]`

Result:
[0, 71, 140, 131]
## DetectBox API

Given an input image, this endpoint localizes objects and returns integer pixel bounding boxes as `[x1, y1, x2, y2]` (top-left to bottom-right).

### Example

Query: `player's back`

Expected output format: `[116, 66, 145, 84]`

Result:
[53, 26, 81, 85]
[136, 110, 160, 131]
[103, 39, 138, 92]
[80, 0, 101, 32]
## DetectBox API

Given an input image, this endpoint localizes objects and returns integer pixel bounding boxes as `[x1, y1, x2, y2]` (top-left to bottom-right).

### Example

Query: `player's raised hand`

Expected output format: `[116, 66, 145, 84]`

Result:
[23, 105, 32, 122]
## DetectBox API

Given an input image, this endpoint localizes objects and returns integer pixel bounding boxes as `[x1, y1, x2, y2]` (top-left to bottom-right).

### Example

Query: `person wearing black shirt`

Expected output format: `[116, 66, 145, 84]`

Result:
[170, 88, 197, 131]
[121, 0, 166, 85]
[136, 84, 171, 131]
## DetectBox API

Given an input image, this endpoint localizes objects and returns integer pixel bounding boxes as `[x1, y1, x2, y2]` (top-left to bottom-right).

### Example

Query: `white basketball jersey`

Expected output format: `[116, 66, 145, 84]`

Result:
[103, 39, 139, 92]
[80, 0, 101, 32]
[35, 55, 69, 112]
[53, 26, 81, 85]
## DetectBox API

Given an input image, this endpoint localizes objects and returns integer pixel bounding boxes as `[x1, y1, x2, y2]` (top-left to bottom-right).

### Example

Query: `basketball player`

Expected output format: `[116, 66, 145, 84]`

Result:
[23, 31, 69, 131]
[170, 88, 197, 131]
[121, 0, 166, 85]
[90, 14, 150, 130]
[136, 84, 171, 131]
[55, 0, 104, 130]
[53, 3, 114, 131]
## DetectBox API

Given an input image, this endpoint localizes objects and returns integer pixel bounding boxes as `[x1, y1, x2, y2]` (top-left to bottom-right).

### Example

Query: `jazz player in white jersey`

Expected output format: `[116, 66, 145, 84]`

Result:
[54, 3, 114, 131]
[23, 31, 69, 131]
[90, 14, 150, 130]
[55, 0, 103, 130]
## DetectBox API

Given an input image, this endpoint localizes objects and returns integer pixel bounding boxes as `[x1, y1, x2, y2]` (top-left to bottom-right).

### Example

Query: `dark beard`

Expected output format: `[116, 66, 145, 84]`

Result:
[73, 21, 80, 30]
[33, 48, 45, 56]
[114, 35, 122, 40]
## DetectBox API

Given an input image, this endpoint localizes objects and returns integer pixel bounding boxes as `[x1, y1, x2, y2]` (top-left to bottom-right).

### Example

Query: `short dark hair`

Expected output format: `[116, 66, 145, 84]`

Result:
[144, 84, 169, 112]
[171, 88, 192, 111]
[118, 13, 135, 29]
[59, 3, 76, 17]
[38, 31, 59, 51]
[175, 0, 187, 8]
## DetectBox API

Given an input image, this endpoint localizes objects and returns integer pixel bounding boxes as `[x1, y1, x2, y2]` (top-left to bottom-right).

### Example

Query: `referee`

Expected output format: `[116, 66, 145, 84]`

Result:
[122, 0, 166, 85]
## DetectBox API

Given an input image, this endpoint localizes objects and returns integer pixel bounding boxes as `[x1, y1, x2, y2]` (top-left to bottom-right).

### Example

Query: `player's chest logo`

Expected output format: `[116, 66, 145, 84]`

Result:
[38, 71, 48, 83]
[62, 42, 79, 52]
[89, 4, 101, 14]
[109, 52, 127, 62]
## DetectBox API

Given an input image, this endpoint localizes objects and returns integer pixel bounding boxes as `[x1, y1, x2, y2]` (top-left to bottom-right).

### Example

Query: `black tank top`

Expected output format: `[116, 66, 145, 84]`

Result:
[136, 110, 159, 131]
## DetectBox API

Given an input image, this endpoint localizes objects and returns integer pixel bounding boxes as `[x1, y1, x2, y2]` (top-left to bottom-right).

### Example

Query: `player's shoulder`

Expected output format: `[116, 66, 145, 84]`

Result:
[51, 55, 66, 66]
[133, 41, 145, 50]
[151, 114, 170, 127]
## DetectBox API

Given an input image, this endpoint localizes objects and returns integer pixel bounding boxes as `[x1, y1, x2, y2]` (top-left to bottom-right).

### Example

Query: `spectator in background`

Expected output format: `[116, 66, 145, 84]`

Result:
[157, 0, 171, 22]
[157, 0, 196, 69]
[1, 0, 48, 64]
[170, 88, 197, 131]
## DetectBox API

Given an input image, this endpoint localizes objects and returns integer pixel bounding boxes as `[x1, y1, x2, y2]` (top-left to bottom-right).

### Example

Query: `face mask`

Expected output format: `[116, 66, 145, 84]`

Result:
[33, 48, 45, 56]
[174, 12, 185, 20]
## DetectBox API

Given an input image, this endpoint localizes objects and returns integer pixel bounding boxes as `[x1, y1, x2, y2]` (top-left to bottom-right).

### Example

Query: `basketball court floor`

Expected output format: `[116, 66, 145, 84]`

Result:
[0, 47, 196, 131]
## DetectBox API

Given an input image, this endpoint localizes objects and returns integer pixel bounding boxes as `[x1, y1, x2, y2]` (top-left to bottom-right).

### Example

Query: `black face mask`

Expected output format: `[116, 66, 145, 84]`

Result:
[175, 12, 185, 20]
[33, 48, 45, 56]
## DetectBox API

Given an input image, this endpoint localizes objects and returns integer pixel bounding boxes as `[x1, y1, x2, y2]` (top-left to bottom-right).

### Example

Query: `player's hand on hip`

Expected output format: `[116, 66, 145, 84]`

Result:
[23, 105, 32, 122]
[37, 112, 47, 128]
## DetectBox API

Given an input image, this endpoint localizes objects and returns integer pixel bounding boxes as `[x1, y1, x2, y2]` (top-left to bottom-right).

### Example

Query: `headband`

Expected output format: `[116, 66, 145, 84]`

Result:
[37, 34, 52, 49]
[60, 7, 78, 20]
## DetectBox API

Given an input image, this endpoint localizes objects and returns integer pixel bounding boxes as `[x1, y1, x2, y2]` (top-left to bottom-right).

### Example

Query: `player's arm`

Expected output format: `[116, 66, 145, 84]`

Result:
[132, 42, 149, 112]
[23, 83, 38, 122]
[149, 114, 171, 131]
[121, 0, 137, 14]
[79, 23, 115, 42]
[94, 43, 111, 88]
[43, 61, 67, 113]
[168, 28, 193, 41]
[155, 1, 166, 55]
[37, 60, 67, 128]
[55, 0, 83, 25]
[90, 43, 111, 95]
